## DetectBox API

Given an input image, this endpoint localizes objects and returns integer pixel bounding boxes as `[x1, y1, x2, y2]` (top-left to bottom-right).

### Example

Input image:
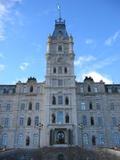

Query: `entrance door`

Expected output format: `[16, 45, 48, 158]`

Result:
[56, 131, 65, 144]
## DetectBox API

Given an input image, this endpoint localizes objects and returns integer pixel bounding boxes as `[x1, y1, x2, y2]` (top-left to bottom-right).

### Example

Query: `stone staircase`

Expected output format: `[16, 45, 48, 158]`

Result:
[0, 147, 120, 160]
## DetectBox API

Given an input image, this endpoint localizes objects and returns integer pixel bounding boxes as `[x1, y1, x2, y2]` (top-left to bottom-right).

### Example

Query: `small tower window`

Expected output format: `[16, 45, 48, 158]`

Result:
[28, 102, 32, 110]
[65, 97, 69, 105]
[52, 96, 56, 105]
[91, 117, 94, 126]
[65, 114, 69, 123]
[52, 113, 56, 123]
[26, 136, 30, 146]
[58, 45, 62, 52]
[64, 67, 67, 74]
[27, 117, 31, 126]
[88, 85, 91, 92]
[89, 102, 93, 110]
[53, 67, 56, 74]
[30, 86, 33, 93]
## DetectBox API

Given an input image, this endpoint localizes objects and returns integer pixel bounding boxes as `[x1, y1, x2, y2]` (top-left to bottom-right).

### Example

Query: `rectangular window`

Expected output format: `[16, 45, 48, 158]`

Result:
[35, 116, 39, 126]
[58, 79, 63, 86]
[57, 111, 63, 124]
[35, 103, 40, 111]
[94, 87, 98, 93]
[97, 117, 103, 127]
[4, 118, 9, 127]
[6, 104, 10, 111]
[96, 103, 101, 110]
[82, 115, 87, 126]
[58, 96, 63, 105]
[19, 117, 24, 126]
[99, 133, 105, 145]
[80, 102, 86, 110]
[112, 117, 117, 126]
[80, 87, 84, 93]
[21, 103, 25, 111]
[58, 66, 62, 74]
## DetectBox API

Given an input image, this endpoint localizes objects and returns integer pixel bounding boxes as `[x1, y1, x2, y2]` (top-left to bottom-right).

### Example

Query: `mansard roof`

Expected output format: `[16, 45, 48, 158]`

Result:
[52, 18, 69, 39]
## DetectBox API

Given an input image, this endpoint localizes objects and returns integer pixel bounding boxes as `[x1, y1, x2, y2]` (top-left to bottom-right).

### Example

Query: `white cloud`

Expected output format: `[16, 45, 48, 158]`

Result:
[0, 64, 5, 71]
[74, 55, 96, 66]
[20, 62, 29, 71]
[0, 0, 22, 41]
[81, 71, 112, 84]
[85, 38, 94, 45]
[105, 31, 120, 46]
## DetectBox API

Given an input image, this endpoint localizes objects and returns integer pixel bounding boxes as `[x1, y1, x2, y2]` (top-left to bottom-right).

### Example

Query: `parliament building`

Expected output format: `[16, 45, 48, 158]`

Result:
[0, 17, 120, 149]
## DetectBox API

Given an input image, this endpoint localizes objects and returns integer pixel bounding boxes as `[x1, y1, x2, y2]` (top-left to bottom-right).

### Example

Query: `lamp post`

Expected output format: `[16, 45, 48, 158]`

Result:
[36, 123, 43, 148]
[78, 123, 84, 149]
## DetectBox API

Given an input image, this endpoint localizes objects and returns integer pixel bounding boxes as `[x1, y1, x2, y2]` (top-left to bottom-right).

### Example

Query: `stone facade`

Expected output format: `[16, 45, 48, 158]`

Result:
[0, 18, 120, 149]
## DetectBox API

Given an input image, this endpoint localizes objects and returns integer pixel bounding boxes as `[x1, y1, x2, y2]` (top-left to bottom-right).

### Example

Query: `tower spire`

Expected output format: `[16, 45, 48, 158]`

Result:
[57, 2, 62, 20]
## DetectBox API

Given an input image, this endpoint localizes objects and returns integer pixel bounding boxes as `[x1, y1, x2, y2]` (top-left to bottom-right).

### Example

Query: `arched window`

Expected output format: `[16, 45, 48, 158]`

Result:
[91, 117, 94, 126]
[33, 134, 39, 145]
[92, 135, 96, 145]
[89, 102, 93, 110]
[27, 117, 31, 126]
[58, 45, 62, 52]
[83, 134, 89, 145]
[58, 95, 63, 105]
[30, 86, 33, 93]
[65, 114, 69, 123]
[52, 96, 56, 105]
[88, 85, 91, 92]
[26, 136, 30, 146]
[28, 102, 32, 110]
[65, 97, 69, 105]
[2, 133, 8, 146]
[98, 133, 105, 145]
[52, 113, 56, 123]
[18, 134, 23, 146]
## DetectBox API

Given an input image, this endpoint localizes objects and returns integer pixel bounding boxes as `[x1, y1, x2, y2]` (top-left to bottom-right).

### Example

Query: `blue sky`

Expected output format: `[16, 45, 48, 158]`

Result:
[0, 0, 120, 84]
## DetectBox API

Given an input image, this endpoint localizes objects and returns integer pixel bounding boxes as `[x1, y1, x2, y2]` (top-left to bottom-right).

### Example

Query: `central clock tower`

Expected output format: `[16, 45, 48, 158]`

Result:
[44, 18, 77, 146]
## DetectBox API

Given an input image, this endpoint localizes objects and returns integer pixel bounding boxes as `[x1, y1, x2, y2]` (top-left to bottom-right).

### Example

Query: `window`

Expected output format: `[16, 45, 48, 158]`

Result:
[4, 118, 9, 128]
[23, 87, 27, 93]
[34, 116, 39, 126]
[52, 113, 56, 123]
[113, 133, 120, 145]
[83, 134, 89, 145]
[28, 102, 32, 110]
[64, 67, 67, 74]
[52, 96, 56, 105]
[90, 117, 94, 126]
[89, 102, 93, 110]
[80, 87, 84, 93]
[53, 67, 56, 74]
[35, 103, 40, 111]
[92, 135, 96, 145]
[33, 134, 39, 145]
[97, 117, 103, 127]
[96, 103, 101, 110]
[110, 103, 114, 110]
[57, 111, 64, 124]
[58, 79, 63, 86]
[80, 102, 86, 110]
[58, 95, 63, 105]
[6, 104, 10, 111]
[21, 103, 25, 111]
[30, 86, 33, 93]
[27, 117, 31, 126]
[65, 114, 69, 123]
[98, 133, 105, 145]
[94, 87, 98, 93]
[18, 134, 23, 146]
[82, 115, 87, 126]
[112, 117, 117, 126]
[2, 133, 8, 146]
[88, 85, 91, 92]
[58, 154, 64, 160]
[58, 45, 62, 52]
[58, 66, 62, 74]
[19, 117, 24, 126]
[26, 136, 30, 146]
[65, 97, 69, 105]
